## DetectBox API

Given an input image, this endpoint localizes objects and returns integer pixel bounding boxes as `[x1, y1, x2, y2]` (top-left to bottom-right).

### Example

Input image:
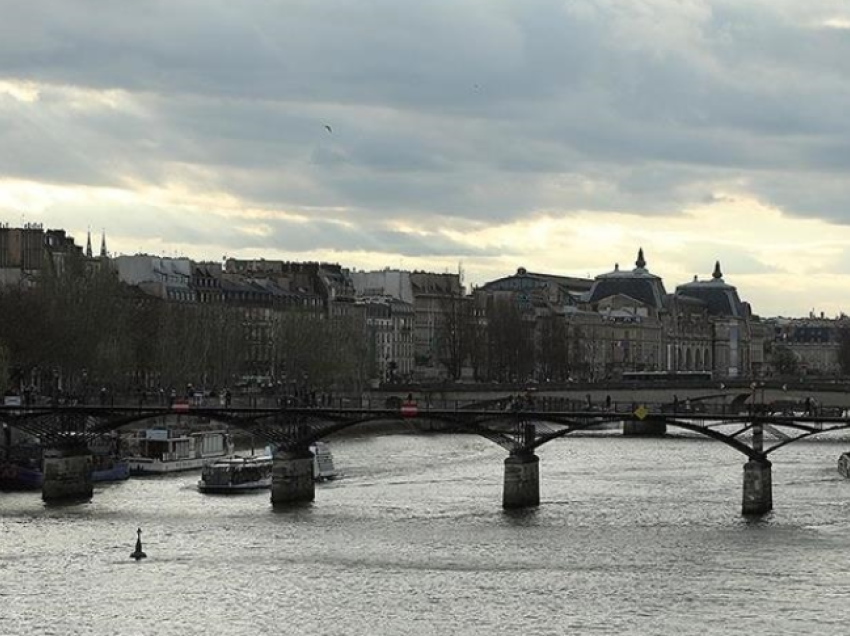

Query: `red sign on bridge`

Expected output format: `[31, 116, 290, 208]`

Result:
[400, 402, 418, 418]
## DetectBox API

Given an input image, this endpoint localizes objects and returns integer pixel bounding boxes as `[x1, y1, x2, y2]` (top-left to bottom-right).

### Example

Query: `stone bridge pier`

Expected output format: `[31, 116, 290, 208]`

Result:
[742, 421, 772, 515]
[503, 452, 540, 509]
[742, 459, 772, 515]
[503, 422, 540, 509]
[42, 446, 93, 502]
[271, 448, 315, 505]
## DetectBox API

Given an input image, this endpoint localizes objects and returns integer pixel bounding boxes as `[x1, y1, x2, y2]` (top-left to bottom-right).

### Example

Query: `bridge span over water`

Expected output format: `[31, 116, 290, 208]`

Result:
[2, 396, 850, 516]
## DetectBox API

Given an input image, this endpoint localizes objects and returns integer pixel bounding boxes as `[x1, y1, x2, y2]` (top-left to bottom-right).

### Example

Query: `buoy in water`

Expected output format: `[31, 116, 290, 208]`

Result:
[130, 527, 147, 561]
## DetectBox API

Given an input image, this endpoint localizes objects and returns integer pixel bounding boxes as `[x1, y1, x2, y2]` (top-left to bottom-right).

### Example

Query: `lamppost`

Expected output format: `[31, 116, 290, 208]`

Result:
[749, 381, 767, 413]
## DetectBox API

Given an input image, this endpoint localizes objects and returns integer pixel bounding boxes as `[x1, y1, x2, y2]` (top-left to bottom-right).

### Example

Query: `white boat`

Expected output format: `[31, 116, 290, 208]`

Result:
[838, 452, 850, 478]
[198, 455, 273, 493]
[125, 428, 234, 475]
[197, 441, 337, 493]
[312, 441, 338, 481]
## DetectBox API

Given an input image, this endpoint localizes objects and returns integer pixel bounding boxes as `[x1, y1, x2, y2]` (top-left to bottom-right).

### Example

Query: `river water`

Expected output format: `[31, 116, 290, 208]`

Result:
[3, 429, 850, 635]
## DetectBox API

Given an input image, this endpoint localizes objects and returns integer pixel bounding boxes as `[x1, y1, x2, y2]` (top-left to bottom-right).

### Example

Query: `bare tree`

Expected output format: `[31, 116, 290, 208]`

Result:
[484, 296, 535, 383]
[0, 340, 8, 393]
[537, 314, 571, 382]
[435, 292, 474, 381]
[272, 310, 369, 392]
[837, 326, 850, 376]
[770, 344, 800, 377]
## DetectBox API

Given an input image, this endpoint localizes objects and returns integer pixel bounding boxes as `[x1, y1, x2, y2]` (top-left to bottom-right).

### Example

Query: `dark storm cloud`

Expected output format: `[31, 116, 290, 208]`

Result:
[3, 0, 850, 258]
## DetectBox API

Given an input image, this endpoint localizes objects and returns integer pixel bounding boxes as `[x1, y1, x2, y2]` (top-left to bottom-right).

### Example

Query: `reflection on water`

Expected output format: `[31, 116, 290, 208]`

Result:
[3, 432, 850, 635]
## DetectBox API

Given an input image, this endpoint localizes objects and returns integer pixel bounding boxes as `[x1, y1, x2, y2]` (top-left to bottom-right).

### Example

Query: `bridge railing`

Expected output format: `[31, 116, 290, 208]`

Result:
[4, 394, 835, 419]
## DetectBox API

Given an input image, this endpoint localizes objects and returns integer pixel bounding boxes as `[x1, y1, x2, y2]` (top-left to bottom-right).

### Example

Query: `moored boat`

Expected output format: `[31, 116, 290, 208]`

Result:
[92, 456, 130, 482]
[0, 459, 43, 491]
[90, 436, 130, 482]
[0, 442, 130, 490]
[125, 428, 234, 475]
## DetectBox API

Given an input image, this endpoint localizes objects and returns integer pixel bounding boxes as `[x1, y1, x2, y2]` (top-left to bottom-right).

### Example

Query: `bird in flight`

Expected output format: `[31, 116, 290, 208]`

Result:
[324, 124, 333, 134]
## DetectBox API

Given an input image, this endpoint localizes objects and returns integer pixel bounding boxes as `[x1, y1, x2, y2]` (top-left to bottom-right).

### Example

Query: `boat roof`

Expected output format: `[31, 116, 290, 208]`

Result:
[207, 455, 272, 465]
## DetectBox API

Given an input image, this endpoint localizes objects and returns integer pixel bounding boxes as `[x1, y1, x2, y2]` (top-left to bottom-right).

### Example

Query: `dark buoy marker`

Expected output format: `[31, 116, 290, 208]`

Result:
[130, 527, 147, 561]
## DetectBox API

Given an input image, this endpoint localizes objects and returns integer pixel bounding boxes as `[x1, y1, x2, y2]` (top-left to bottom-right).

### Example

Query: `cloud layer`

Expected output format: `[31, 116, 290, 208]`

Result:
[2, 1, 850, 316]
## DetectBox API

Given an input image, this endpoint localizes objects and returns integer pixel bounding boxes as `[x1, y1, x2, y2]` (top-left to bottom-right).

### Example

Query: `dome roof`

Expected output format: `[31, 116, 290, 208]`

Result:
[586, 248, 667, 309]
[675, 261, 745, 317]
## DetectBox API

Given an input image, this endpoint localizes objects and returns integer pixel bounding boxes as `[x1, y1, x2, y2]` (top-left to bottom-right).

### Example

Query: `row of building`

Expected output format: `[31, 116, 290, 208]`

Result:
[0, 223, 847, 382]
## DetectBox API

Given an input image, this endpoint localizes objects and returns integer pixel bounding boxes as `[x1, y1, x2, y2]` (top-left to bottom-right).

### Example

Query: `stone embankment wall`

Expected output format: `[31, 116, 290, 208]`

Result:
[371, 381, 850, 409]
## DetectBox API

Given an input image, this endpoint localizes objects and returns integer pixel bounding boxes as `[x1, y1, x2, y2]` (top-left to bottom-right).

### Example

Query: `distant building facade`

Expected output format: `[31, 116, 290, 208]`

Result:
[0, 224, 102, 287]
[11, 223, 843, 386]
[673, 261, 761, 379]
[351, 269, 465, 379]
[358, 295, 415, 382]
[764, 314, 850, 376]
[112, 255, 195, 302]
[225, 259, 356, 318]
[472, 250, 766, 382]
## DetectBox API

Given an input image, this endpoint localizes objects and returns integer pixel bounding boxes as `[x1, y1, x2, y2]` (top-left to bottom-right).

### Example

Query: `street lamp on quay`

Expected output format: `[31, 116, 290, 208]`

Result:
[749, 381, 767, 414]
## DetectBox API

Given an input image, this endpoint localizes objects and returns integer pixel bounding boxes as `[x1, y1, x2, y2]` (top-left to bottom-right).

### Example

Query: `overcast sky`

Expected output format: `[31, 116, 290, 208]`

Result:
[2, 0, 850, 316]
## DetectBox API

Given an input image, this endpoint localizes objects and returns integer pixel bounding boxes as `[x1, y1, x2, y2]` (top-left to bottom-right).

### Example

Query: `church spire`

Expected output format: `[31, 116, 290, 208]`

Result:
[635, 247, 646, 270]
[100, 231, 107, 258]
[712, 260, 723, 281]
[85, 229, 93, 258]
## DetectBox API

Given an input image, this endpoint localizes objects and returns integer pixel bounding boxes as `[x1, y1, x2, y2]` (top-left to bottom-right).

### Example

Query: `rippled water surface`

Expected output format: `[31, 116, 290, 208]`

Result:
[3, 431, 850, 635]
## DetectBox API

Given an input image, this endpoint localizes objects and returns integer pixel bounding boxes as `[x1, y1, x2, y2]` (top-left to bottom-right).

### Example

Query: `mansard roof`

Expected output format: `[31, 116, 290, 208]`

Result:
[586, 248, 667, 309]
[410, 271, 463, 295]
[481, 267, 593, 295]
[675, 261, 746, 317]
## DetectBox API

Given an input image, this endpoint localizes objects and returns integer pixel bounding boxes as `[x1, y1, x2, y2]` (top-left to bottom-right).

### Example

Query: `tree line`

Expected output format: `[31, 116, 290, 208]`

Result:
[434, 294, 582, 384]
[0, 260, 371, 398]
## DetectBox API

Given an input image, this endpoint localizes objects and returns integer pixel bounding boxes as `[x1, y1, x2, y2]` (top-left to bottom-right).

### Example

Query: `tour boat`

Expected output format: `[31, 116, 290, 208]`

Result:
[838, 452, 850, 479]
[125, 428, 234, 475]
[312, 441, 338, 481]
[197, 455, 273, 493]
[197, 441, 338, 493]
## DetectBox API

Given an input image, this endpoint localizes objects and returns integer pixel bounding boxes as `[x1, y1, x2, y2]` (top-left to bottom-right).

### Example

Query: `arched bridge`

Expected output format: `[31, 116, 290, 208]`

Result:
[2, 399, 850, 515]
